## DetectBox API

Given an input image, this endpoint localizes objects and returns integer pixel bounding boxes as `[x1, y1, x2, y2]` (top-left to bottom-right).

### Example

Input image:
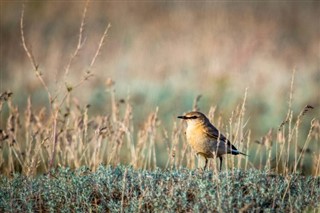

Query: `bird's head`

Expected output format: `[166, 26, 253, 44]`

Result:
[177, 111, 209, 126]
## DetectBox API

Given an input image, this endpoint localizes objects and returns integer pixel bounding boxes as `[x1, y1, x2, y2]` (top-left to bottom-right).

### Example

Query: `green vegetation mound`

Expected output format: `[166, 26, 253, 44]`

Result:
[0, 166, 319, 212]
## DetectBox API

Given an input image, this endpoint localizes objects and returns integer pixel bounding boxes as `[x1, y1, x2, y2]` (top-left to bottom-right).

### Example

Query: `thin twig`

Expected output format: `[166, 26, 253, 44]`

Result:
[20, 4, 38, 71]
[88, 23, 111, 70]
[58, 22, 110, 108]
[53, 0, 90, 105]
[64, 0, 89, 78]
[20, 4, 53, 105]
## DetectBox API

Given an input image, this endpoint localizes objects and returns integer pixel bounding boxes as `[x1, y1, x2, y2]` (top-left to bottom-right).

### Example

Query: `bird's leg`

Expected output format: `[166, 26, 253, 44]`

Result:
[219, 156, 223, 171]
[203, 158, 208, 171]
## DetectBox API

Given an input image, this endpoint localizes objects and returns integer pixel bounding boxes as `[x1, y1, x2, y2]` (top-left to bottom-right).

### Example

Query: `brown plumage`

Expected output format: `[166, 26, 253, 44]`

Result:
[178, 111, 247, 171]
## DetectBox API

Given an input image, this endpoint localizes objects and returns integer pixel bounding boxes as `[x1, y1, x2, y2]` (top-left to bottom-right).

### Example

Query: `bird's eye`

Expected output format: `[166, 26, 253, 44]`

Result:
[188, 116, 198, 119]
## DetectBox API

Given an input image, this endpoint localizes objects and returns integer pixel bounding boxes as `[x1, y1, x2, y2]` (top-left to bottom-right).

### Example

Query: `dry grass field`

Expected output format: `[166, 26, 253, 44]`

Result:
[0, 1, 319, 211]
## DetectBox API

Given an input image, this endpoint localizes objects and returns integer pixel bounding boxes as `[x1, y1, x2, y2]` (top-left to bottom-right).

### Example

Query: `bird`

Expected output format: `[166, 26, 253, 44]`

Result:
[177, 111, 247, 171]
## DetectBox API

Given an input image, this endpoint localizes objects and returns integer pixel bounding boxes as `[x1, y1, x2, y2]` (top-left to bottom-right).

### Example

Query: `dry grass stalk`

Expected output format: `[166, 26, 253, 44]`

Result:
[1, 4, 317, 178]
[19, 1, 111, 174]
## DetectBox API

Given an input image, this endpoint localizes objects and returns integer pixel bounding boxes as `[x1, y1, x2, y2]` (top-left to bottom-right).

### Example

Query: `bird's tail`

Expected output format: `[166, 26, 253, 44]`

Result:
[231, 149, 248, 156]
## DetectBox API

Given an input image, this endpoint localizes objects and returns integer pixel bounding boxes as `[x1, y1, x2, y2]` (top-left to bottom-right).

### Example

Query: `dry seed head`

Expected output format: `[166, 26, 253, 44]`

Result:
[302, 105, 314, 115]
[0, 91, 13, 102]
[106, 77, 115, 88]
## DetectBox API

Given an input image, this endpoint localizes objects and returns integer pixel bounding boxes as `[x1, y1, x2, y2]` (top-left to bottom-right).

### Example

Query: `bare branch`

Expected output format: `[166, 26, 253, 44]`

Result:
[64, 0, 90, 77]
[20, 4, 53, 105]
[20, 4, 38, 71]
[89, 23, 111, 70]
[58, 72, 94, 108]
[58, 22, 111, 108]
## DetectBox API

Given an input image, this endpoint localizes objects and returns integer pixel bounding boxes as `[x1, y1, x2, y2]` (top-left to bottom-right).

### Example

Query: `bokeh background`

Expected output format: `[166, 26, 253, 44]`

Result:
[1, 1, 319, 171]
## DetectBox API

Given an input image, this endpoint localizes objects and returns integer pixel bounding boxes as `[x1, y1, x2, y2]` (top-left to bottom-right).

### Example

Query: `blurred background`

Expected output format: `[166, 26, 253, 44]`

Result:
[1, 1, 319, 172]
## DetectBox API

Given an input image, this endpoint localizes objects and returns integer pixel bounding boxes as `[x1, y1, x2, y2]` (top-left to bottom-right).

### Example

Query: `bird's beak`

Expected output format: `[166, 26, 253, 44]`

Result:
[177, 115, 187, 119]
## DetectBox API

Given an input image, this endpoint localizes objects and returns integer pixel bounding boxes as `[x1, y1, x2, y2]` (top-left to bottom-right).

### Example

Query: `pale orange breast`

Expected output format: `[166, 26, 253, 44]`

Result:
[186, 124, 215, 158]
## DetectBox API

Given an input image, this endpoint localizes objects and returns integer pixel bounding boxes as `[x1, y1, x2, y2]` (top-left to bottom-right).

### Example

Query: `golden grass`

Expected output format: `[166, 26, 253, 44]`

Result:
[0, 82, 318, 177]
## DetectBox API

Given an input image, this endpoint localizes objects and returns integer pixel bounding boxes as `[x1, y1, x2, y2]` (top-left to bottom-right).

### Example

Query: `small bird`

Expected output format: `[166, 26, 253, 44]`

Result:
[177, 111, 247, 171]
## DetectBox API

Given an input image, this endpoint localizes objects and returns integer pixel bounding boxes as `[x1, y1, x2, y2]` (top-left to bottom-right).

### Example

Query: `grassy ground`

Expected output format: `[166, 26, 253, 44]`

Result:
[1, 2, 319, 211]
[1, 166, 319, 212]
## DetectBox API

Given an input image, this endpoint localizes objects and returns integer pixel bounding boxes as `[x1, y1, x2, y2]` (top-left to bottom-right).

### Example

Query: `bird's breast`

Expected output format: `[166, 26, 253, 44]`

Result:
[186, 125, 205, 142]
[186, 124, 213, 157]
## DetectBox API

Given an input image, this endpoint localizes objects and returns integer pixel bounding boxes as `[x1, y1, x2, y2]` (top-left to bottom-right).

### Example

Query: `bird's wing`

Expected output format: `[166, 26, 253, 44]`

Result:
[204, 123, 237, 151]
